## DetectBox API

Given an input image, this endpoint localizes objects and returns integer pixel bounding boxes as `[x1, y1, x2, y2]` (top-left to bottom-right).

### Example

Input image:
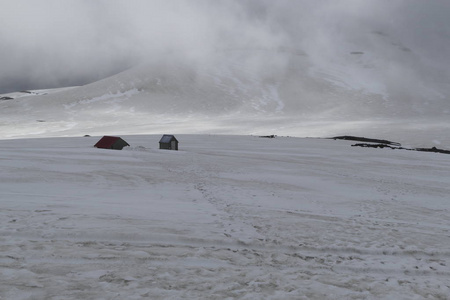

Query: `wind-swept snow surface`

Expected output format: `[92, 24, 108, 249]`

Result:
[1, 135, 449, 299]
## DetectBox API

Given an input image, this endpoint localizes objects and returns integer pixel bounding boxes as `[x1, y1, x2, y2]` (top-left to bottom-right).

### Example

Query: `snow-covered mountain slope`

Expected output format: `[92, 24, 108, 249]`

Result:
[1, 134, 449, 299]
[1, 47, 449, 147]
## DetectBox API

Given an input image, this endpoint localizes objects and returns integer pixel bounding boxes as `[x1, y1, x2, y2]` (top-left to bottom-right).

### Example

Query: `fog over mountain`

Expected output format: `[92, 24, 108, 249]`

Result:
[1, 0, 450, 145]
[2, 0, 449, 93]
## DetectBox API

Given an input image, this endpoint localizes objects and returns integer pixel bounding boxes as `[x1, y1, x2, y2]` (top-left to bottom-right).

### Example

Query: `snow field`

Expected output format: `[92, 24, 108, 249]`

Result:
[0, 135, 449, 299]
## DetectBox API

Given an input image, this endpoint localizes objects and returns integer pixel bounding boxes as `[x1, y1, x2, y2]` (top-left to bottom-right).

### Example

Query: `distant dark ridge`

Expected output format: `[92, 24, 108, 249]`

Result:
[351, 143, 399, 149]
[330, 136, 401, 146]
[351, 143, 450, 155]
[415, 147, 450, 155]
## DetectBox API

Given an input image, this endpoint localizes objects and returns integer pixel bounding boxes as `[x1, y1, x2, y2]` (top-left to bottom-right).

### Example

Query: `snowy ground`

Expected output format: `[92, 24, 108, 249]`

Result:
[0, 134, 449, 299]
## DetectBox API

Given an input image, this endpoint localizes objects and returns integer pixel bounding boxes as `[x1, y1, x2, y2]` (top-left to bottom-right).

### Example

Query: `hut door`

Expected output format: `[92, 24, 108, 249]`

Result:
[171, 140, 177, 150]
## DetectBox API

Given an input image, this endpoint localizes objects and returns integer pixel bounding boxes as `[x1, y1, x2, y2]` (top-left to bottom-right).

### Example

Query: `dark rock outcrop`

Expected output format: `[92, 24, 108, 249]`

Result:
[331, 136, 401, 146]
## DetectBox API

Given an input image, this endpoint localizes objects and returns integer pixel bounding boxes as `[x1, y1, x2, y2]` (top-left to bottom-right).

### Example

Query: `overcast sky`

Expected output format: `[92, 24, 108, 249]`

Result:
[1, 0, 449, 94]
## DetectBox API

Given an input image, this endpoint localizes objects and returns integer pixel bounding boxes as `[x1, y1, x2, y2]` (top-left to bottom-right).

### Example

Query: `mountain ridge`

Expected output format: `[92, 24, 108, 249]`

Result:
[1, 48, 449, 147]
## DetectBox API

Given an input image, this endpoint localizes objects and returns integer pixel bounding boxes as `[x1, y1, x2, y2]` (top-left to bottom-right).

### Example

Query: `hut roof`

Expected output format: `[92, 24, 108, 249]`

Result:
[94, 136, 129, 150]
[159, 135, 178, 143]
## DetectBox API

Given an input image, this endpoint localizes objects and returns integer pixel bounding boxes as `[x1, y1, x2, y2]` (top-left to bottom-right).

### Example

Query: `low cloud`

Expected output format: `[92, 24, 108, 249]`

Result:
[1, 0, 449, 93]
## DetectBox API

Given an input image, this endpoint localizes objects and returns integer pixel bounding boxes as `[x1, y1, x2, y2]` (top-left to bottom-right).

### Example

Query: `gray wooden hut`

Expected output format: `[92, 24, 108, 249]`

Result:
[159, 134, 179, 150]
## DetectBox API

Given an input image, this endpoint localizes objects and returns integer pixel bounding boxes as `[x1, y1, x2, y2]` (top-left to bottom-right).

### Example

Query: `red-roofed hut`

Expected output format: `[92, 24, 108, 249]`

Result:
[94, 136, 129, 150]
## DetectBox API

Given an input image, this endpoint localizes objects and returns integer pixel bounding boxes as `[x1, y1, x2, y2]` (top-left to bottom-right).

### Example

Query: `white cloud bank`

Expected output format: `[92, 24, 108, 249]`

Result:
[1, 0, 449, 93]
